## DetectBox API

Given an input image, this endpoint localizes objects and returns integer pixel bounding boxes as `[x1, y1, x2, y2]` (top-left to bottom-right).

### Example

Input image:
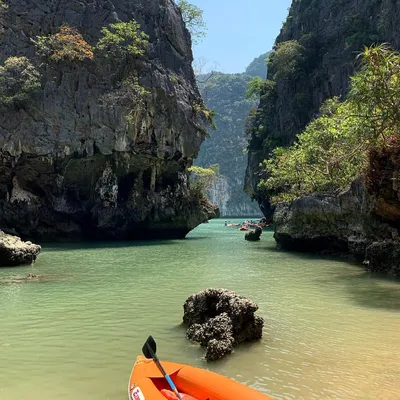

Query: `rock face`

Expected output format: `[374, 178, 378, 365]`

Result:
[274, 147, 400, 276]
[243, 0, 400, 275]
[0, 230, 41, 266]
[245, 0, 400, 214]
[183, 288, 264, 361]
[245, 226, 262, 241]
[0, 0, 216, 241]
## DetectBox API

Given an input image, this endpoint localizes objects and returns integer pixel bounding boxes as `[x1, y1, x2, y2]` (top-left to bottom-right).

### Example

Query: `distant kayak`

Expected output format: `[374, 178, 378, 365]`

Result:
[128, 355, 272, 400]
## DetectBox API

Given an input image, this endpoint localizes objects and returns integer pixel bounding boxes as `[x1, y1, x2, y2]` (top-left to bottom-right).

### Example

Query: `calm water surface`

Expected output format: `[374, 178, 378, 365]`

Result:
[1, 219, 400, 400]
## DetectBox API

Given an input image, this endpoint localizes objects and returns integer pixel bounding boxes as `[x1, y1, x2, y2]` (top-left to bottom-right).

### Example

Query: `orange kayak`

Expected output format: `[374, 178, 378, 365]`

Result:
[128, 355, 272, 400]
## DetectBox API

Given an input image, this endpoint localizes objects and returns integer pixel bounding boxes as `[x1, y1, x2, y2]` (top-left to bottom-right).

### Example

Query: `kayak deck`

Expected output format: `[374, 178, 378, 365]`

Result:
[129, 356, 273, 400]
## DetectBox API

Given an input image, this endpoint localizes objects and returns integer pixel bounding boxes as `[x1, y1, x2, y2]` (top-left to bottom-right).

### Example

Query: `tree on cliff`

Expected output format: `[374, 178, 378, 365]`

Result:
[0, 56, 41, 106]
[188, 165, 218, 199]
[177, 0, 206, 44]
[260, 45, 400, 204]
[96, 21, 149, 58]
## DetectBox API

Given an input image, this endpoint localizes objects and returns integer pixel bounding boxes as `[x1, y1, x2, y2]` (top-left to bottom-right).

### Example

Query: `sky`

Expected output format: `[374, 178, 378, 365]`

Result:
[190, 0, 293, 74]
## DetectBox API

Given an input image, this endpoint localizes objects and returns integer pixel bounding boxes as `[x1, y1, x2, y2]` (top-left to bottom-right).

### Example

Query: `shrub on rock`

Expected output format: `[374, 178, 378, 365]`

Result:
[0, 56, 41, 106]
[33, 25, 94, 62]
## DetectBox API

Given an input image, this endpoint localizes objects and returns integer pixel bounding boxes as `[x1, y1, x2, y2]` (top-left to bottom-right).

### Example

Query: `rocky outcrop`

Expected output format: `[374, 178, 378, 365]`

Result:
[0, 230, 41, 266]
[245, 0, 400, 214]
[364, 241, 400, 276]
[245, 226, 262, 241]
[0, 0, 216, 241]
[198, 198, 220, 222]
[183, 288, 264, 361]
[274, 156, 400, 276]
[207, 175, 230, 216]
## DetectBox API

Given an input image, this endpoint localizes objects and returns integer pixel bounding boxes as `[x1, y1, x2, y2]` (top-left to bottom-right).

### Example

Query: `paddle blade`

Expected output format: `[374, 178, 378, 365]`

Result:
[142, 335, 157, 359]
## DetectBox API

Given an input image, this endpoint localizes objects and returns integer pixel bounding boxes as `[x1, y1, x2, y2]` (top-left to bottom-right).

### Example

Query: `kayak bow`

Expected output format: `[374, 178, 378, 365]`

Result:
[128, 355, 273, 400]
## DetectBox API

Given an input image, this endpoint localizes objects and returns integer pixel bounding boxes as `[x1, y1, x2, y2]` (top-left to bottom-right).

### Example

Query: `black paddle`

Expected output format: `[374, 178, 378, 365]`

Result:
[142, 336, 182, 400]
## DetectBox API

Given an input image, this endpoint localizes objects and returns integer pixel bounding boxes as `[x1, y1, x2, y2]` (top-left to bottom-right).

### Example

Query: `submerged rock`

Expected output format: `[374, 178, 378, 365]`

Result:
[183, 288, 264, 361]
[0, 273, 42, 283]
[245, 226, 262, 241]
[0, 231, 41, 266]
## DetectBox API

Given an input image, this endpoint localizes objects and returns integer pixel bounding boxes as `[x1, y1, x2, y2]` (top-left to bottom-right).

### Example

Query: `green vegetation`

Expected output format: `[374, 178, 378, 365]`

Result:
[32, 21, 148, 62]
[246, 39, 316, 152]
[0, 56, 41, 106]
[101, 76, 150, 124]
[193, 101, 216, 131]
[245, 77, 275, 100]
[259, 45, 400, 204]
[0, 0, 8, 9]
[95, 21, 149, 123]
[246, 4, 384, 158]
[188, 165, 217, 199]
[268, 40, 306, 81]
[246, 78, 278, 151]
[177, 0, 206, 44]
[33, 25, 94, 62]
[96, 20, 149, 58]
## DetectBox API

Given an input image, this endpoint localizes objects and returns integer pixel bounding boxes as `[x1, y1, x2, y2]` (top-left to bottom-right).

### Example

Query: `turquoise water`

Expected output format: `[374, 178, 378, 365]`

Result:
[0, 219, 399, 400]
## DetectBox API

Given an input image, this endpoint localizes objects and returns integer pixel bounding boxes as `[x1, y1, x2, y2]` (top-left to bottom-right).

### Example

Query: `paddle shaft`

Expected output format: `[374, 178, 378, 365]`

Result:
[146, 343, 182, 400]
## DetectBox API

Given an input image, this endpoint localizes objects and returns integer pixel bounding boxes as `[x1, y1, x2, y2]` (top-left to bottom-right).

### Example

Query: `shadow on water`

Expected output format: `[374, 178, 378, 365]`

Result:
[333, 272, 400, 311]
[303, 253, 400, 311]
[184, 236, 209, 241]
[273, 246, 359, 263]
[259, 246, 400, 311]
[40, 240, 177, 252]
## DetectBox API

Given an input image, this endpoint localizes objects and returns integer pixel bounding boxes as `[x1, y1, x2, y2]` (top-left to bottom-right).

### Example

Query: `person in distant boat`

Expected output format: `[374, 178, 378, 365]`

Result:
[257, 217, 268, 227]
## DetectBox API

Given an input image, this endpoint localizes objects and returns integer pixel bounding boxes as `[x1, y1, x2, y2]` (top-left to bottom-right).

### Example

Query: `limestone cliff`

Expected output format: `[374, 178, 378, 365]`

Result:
[0, 0, 218, 240]
[274, 144, 400, 276]
[245, 0, 400, 213]
[244, 0, 400, 275]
